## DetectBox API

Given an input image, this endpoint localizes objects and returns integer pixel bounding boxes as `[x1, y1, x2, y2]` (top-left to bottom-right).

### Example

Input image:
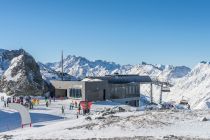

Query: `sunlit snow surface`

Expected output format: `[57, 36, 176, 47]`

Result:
[1, 98, 210, 140]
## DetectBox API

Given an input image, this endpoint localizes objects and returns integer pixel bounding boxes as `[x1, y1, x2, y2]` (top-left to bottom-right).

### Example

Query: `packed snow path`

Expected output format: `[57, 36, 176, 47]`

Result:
[0, 99, 79, 133]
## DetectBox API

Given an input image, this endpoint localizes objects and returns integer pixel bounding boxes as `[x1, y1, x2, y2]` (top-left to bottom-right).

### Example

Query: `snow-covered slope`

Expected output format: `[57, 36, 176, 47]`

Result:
[165, 62, 210, 110]
[38, 62, 75, 82]
[158, 65, 191, 83]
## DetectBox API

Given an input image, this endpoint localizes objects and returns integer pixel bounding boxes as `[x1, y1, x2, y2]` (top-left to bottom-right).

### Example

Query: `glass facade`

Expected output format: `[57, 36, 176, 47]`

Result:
[110, 84, 139, 99]
[69, 88, 82, 98]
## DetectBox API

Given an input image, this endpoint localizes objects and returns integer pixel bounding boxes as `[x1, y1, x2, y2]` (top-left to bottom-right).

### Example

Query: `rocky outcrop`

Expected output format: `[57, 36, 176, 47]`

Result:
[0, 49, 26, 75]
[0, 51, 43, 96]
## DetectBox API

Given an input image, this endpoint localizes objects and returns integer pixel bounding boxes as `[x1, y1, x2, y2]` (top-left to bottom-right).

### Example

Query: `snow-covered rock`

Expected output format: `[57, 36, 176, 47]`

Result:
[38, 62, 75, 82]
[3, 55, 23, 82]
[0, 52, 43, 96]
[158, 65, 191, 83]
[199, 117, 208, 122]
[0, 49, 26, 76]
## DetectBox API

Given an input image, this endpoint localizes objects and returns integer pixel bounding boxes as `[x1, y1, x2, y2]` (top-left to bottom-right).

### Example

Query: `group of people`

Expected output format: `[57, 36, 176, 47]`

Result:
[1, 96, 11, 108]
[61, 100, 83, 118]
[69, 101, 79, 110]
[1, 95, 91, 119]
[81, 101, 91, 115]
[1, 96, 41, 109]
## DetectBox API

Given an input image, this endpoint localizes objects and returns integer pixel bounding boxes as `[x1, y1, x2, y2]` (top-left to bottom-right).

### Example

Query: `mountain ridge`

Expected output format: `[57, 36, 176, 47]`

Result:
[45, 54, 191, 81]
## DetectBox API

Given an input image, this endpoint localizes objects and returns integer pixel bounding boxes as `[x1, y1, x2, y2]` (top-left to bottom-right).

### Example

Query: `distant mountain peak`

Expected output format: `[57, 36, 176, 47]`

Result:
[44, 54, 191, 80]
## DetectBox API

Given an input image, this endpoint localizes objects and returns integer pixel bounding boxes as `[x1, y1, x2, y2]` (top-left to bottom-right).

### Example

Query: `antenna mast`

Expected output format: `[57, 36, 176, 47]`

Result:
[61, 50, 64, 81]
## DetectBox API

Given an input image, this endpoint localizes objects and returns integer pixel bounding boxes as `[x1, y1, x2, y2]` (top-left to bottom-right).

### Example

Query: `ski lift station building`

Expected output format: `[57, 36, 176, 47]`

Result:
[50, 74, 167, 106]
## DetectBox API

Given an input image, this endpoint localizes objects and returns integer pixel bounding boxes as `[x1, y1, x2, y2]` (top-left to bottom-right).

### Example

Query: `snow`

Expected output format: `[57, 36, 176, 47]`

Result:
[164, 63, 210, 110]
[1, 97, 210, 139]
[82, 78, 103, 82]
[3, 55, 23, 82]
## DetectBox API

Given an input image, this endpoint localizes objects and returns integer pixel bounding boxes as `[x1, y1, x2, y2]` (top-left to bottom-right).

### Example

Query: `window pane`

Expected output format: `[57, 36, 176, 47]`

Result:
[69, 88, 82, 98]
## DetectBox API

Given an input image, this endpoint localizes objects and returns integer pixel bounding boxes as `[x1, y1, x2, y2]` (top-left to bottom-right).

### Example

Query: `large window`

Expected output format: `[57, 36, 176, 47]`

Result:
[69, 88, 82, 98]
[135, 86, 139, 94]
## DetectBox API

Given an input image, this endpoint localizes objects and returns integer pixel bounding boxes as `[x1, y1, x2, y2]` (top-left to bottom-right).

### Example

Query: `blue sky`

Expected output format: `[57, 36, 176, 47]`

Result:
[0, 0, 210, 67]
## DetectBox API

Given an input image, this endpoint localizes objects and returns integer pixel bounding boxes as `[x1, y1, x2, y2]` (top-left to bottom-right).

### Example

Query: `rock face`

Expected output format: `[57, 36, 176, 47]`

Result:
[0, 51, 43, 96]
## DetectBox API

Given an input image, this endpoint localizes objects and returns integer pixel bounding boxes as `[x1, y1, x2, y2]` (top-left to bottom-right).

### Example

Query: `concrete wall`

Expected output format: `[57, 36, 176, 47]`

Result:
[50, 80, 81, 89]
[50, 80, 85, 99]
[53, 80, 109, 101]
[66, 82, 85, 100]
[54, 89, 67, 97]
[84, 81, 108, 101]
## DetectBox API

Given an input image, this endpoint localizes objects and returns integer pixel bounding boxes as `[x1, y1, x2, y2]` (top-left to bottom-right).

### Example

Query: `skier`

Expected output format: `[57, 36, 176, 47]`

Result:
[46, 101, 49, 107]
[71, 101, 74, 110]
[83, 101, 89, 115]
[69, 102, 72, 110]
[78, 103, 81, 114]
[29, 101, 33, 109]
[6, 98, 10, 107]
[61, 105, 65, 115]
[4, 100, 6, 108]
[76, 112, 79, 119]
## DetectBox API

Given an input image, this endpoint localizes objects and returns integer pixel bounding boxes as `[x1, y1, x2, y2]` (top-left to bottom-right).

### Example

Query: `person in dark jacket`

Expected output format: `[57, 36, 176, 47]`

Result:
[78, 103, 81, 114]
[46, 101, 49, 107]
[61, 106, 65, 115]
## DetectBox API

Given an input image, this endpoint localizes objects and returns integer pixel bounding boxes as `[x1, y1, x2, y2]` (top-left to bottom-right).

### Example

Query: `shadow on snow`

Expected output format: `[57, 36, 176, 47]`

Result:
[0, 111, 63, 133]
